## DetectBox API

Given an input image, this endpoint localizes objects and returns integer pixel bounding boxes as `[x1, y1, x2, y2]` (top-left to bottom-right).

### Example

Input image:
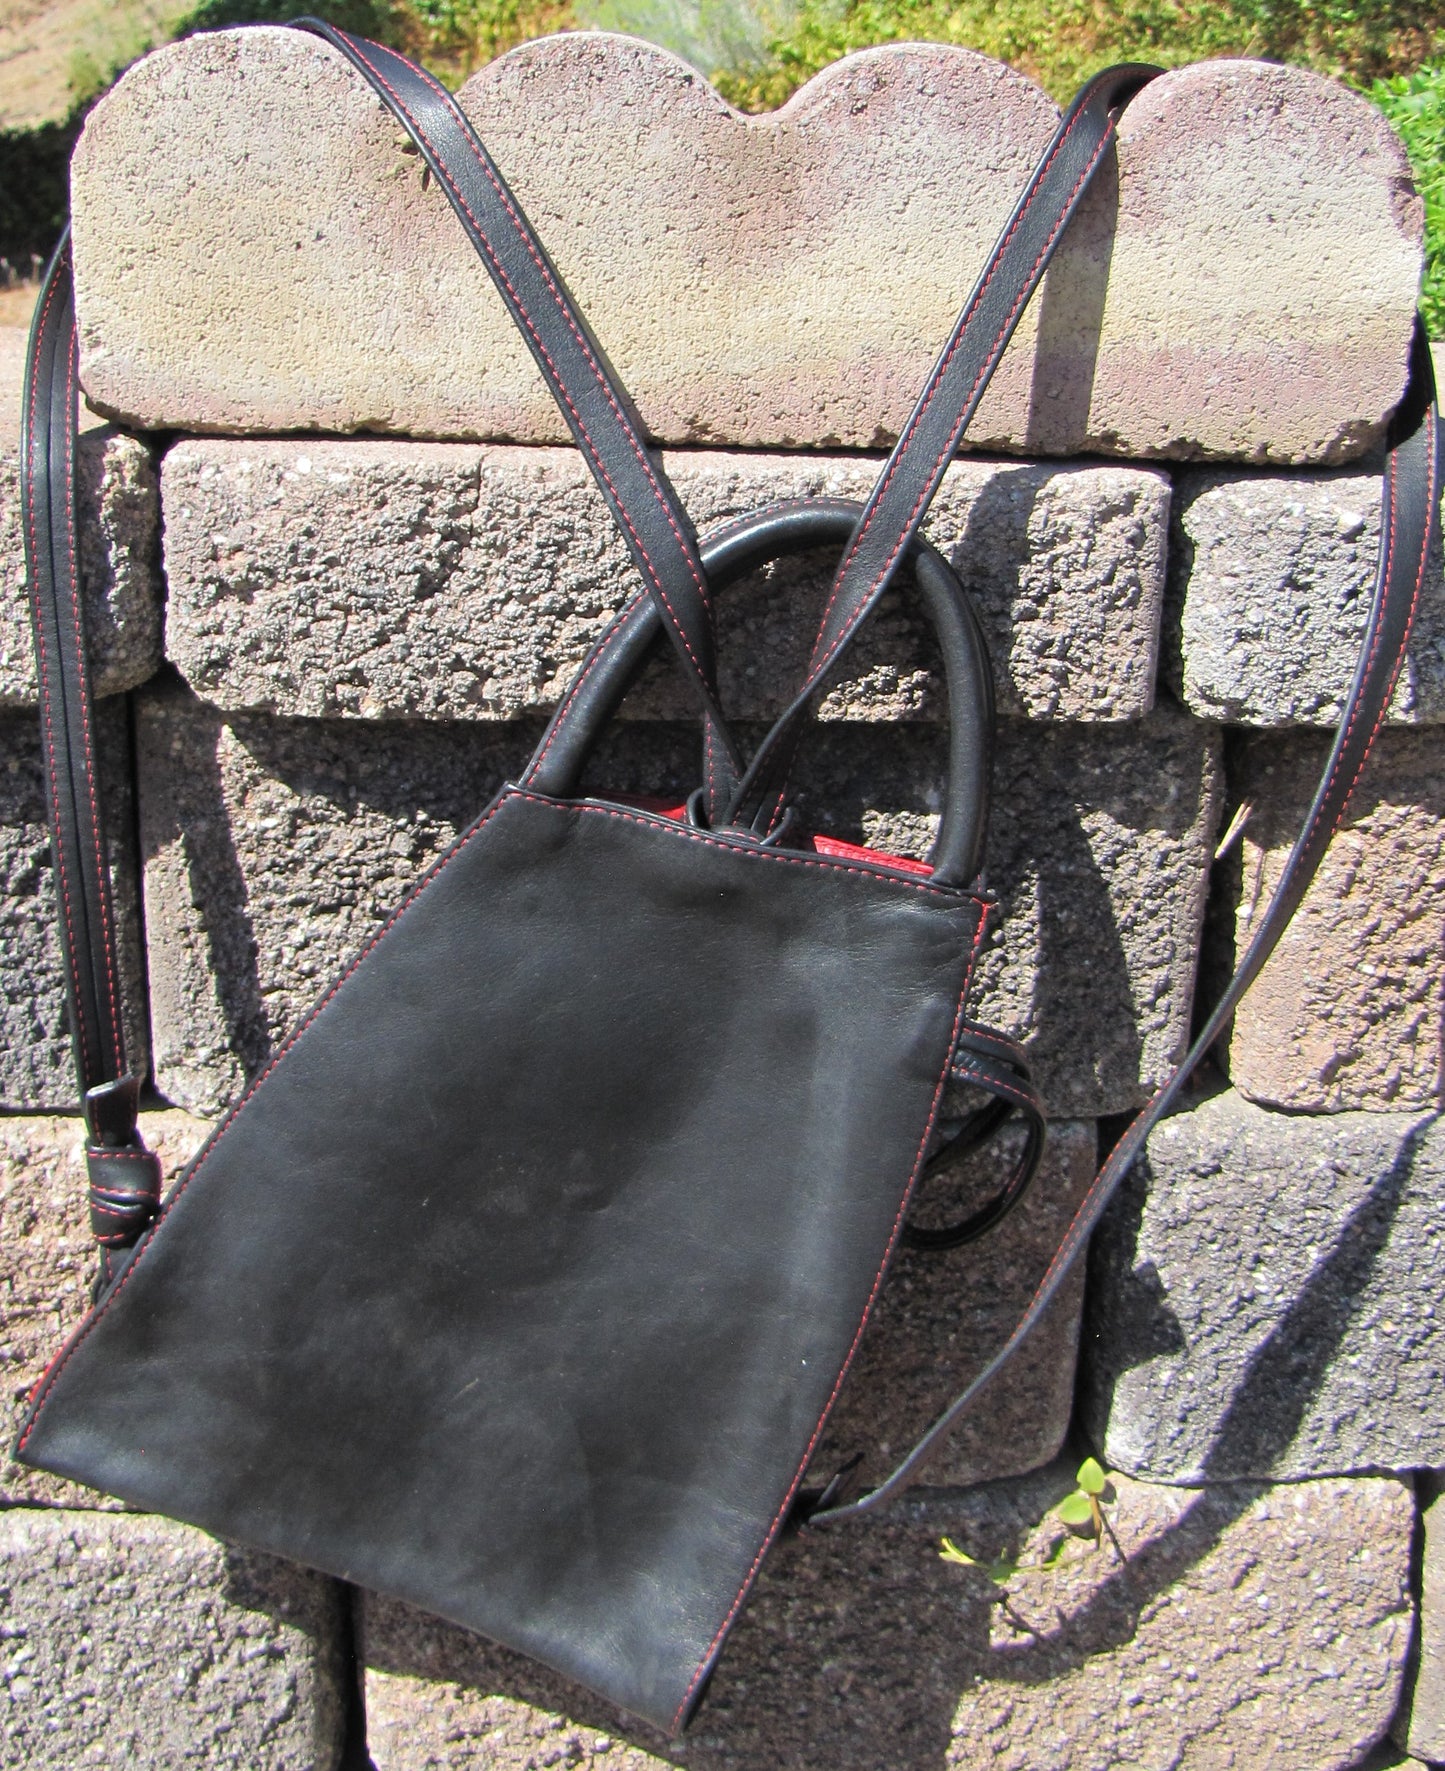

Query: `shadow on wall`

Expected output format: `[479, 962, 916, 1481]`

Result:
[1025, 129, 1118, 455]
[348, 1119, 1428, 1771]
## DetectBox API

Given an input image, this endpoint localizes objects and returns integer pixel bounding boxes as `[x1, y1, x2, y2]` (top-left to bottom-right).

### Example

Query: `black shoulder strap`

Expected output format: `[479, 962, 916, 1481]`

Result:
[22, 234, 169, 1287]
[724, 63, 1161, 831]
[809, 302, 1440, 1517]
[22, 239, 127, 1104]
[298, 22, 744, 819]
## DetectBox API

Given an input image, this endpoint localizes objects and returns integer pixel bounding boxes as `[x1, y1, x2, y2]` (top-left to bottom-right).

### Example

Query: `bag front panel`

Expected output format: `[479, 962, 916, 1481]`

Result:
[18, 788, 985, 1729]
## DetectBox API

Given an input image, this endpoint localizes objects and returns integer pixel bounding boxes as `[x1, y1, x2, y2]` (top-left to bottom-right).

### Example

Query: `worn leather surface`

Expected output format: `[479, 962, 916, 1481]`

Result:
[19, 788, 985, 1730]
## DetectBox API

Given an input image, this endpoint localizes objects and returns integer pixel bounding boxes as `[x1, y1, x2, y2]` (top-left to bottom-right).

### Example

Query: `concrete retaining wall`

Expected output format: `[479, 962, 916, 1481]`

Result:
[1, 31, 1441, 1770]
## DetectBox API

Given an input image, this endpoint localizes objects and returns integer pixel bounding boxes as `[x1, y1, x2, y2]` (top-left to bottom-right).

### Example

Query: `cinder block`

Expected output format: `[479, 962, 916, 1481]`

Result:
[1080, 1089, 1445, 1481]
[1223, 728, 1444, 1112]
[0, 1507, 347, 1769]
[160, 439, 1168, 726]
[1, 1111, 211, 1508]
[1395, 1474, 1445, 1762]
[972, 705, 1220, 1116]
[136, 687, 543, 1115]
[73, 32, 1418, 463]
[1164, 468, 1445, 726]
[135, 688, 1218, 1118]
[358, 1462, 1412, 1771]
[0, 704, 148, 1110]
[1, 325, 163, 706]
[810, 1120, 1095, 1491]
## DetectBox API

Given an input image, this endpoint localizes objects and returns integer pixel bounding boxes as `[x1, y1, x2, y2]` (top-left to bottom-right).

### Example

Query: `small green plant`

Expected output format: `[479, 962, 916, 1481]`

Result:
[1053, 1454, 1107, 1533]
[938, 1456, 1120, 1601]
[939, 1537, 1017, 1582]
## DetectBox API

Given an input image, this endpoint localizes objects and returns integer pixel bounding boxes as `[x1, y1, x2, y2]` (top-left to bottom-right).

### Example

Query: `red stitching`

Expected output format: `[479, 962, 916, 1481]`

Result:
[24, 268, 94, 1082]
[703, 712, 722, 817]
[804, 118, 1107, 692]
[670, 909, 989, 1731]
[517, 793, 980, 899]
[960, 1073, 1036, 1113]
[699, 499, 824, 548]
[62, 322, 125, 1061]
[20, 786, 983, 1443]
[956, 1024, 1029, 1067]
[348, 43, 719, 708]
[85, 1148, 156, 1163]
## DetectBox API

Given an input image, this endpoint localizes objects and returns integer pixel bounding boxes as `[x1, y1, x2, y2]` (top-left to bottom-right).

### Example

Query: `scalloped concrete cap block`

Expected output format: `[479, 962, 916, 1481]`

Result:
[70, 30, 1420, 462]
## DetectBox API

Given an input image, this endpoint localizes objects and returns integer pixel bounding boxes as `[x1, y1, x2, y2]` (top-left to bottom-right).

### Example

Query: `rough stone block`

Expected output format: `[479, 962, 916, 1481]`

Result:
[972, 705, 1220, 1116]
[136, 688, 543, 1115]
[1394, 1474, 1445, 1763]
[160, 439, 1168, 726]
[1165, 467, 1445, 726]
[73, 32, 1419, 463]
[0, 704, 149, 1110]
[1224, 727, 1444, 1112]
[1, 1111, 211, 1508]
[0, 428, 164, 708]
[0, 1508, 347, 1769]
[809, 1119, 1095, 1491]
[358, 1462, 1412, 1771]
[1081, 1089, 1445, 1482]
[0, 325, 164, 708]
[135, 689, 1218, 1118]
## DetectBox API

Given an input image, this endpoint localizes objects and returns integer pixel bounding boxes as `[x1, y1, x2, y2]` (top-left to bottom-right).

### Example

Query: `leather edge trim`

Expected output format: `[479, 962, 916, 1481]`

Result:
[668, 904, 990, 1731]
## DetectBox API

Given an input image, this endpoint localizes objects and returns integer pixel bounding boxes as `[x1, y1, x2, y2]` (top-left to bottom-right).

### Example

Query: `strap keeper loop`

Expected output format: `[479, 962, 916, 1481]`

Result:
[86, 1144, 162, 1248]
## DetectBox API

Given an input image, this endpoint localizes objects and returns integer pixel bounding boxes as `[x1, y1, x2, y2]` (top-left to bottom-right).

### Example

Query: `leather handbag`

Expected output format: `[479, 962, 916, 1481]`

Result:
[15, 24, 1440, 1735]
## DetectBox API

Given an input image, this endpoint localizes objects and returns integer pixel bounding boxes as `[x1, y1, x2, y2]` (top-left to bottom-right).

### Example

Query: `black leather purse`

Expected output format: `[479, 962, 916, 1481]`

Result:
[15, 26, 1439, 1734]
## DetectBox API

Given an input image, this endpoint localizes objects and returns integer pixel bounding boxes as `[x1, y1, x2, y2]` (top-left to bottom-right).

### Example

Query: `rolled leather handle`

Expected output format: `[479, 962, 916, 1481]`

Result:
[522, 498, 996, 888]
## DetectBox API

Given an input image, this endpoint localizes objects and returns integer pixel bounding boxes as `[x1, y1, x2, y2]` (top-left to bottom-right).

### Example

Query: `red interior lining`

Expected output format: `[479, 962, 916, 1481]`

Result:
[605, 796, 934, 878]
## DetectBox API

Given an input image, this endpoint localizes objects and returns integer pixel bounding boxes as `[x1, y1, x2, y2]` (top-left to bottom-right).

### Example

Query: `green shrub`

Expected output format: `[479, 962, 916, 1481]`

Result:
[715, 0, 1445, 109]
[1371, 64, 1445, 335]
